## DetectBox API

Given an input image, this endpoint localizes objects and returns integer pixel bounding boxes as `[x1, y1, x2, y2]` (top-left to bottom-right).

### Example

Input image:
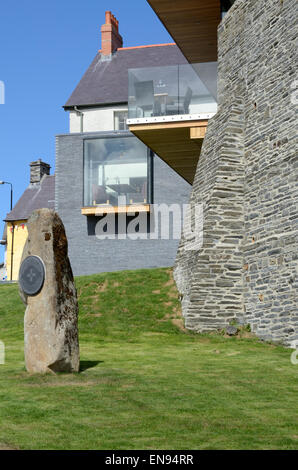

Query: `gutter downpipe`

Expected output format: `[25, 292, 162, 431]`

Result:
[10, 222, 14, 281]
[74, 106, 84, 133]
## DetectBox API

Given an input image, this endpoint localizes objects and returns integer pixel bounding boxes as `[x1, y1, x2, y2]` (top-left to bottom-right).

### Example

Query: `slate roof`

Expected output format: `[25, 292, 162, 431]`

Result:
[4, 175, 55, 222]
[64, 44, 188, 108]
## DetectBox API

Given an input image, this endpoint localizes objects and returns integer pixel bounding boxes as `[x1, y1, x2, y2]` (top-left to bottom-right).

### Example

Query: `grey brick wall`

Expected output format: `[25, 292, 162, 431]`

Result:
[55, 131, 191, 276]
[174, 0, 297, 346]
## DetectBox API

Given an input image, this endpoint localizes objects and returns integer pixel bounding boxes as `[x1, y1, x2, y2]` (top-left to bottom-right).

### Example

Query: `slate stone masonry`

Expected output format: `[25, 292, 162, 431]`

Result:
[30, 159, 51, 184]
[174, 0, 297, 346]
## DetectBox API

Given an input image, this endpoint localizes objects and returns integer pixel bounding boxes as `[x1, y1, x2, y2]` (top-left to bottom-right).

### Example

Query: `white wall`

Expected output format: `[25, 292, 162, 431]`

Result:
[69, 105, 128, 133]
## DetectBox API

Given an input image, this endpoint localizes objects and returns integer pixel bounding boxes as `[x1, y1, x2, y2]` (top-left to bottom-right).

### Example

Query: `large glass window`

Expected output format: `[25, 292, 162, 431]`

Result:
[84, 136, 151, 207]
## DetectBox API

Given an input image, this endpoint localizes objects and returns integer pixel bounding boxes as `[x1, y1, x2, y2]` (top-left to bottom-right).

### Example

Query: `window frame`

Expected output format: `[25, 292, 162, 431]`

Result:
[114, 110, 129, 131]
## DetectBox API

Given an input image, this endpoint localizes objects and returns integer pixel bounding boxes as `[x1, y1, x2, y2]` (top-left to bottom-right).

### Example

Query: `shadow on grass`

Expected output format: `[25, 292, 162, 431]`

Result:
[79, 360, 103, 372]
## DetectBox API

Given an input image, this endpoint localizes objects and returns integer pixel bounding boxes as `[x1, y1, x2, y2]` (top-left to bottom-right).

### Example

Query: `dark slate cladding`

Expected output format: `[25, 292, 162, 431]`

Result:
[5, 175, 55, 221]
[64, 44, 188, 108]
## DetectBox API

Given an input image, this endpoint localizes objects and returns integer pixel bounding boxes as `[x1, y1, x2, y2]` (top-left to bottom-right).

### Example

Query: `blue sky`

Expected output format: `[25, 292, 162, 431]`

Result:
[0, 0, 172, 262]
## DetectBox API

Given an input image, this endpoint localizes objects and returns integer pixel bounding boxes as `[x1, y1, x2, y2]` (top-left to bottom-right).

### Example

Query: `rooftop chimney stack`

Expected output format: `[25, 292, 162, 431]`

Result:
[101, 11, 123, 56]
[30, 159, 51, 184]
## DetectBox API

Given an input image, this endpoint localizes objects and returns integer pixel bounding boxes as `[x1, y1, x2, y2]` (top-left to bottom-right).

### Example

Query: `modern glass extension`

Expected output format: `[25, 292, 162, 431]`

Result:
[83, 135, 152, 208]
[127, 62, 218, 123]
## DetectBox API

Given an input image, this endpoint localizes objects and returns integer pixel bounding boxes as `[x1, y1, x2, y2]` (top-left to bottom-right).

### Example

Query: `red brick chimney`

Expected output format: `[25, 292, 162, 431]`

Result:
[101, 11, 123, 56]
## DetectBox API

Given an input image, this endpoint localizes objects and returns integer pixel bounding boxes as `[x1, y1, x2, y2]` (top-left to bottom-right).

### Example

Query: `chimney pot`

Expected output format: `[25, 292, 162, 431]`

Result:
[105, 11, 112, 24]
[101, 10, 123, 56]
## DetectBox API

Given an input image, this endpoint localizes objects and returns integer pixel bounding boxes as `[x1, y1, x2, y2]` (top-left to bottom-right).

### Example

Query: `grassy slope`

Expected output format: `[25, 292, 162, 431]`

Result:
[0, 268, 297, 450]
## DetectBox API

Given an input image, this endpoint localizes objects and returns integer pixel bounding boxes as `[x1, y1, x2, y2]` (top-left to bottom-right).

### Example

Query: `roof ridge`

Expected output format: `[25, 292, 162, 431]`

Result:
[99, 43, 176, 52]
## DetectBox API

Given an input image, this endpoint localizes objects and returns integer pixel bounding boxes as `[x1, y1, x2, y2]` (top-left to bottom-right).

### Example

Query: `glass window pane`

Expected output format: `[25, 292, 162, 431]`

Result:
[84, 136, 150, 206]
[128, 63, 218, 118]
[128, 65, 178, 118]
[114, 111, 128, 130]
[179, 64, 218, 115]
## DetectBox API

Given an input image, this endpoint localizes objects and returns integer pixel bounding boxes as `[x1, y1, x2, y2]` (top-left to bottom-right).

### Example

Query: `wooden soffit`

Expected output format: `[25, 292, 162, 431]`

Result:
[129, 120, 207, 184]
[147, 0, 221, 63]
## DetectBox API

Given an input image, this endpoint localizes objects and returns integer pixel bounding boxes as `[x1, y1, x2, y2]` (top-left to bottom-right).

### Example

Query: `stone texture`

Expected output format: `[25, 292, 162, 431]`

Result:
[174, 0, 297, 346]
[20, 208, 80, 373]
[226, 326, 238, 336]
[30, 159, 51, 184]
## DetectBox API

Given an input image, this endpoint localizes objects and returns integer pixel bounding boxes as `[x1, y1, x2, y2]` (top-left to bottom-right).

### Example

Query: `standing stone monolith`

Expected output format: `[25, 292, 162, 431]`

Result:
[19, 208, 80, 373]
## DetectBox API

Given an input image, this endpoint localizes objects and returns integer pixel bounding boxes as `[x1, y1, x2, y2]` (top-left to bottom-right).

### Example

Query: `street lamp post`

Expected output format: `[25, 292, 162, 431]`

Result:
[0, 181, 14, 281]
[0, 181, 13, 211]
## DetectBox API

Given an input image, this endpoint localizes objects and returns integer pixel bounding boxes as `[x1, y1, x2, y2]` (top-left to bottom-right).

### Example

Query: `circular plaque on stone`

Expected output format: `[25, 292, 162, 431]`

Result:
[19, 256, 45, 296]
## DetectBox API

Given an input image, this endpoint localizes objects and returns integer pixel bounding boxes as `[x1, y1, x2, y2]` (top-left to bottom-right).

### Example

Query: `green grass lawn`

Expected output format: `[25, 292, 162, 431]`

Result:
[0, 267, 297, 450]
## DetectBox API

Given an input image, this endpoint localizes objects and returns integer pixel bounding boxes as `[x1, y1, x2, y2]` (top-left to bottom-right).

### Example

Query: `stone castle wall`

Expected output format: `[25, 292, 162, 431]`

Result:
[174, 0, 297, 346]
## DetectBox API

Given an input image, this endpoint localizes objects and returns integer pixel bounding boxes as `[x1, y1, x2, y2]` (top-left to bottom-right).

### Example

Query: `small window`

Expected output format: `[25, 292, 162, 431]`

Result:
[114, 111, 128, 131]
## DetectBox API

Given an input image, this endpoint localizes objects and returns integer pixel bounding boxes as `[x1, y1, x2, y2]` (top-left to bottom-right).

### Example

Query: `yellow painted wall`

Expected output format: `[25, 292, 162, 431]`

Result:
[6, 220, 28, 281]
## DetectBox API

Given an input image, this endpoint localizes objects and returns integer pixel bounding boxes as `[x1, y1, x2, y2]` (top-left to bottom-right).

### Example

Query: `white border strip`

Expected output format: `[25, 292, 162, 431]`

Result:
[127, 113, 216, 126]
